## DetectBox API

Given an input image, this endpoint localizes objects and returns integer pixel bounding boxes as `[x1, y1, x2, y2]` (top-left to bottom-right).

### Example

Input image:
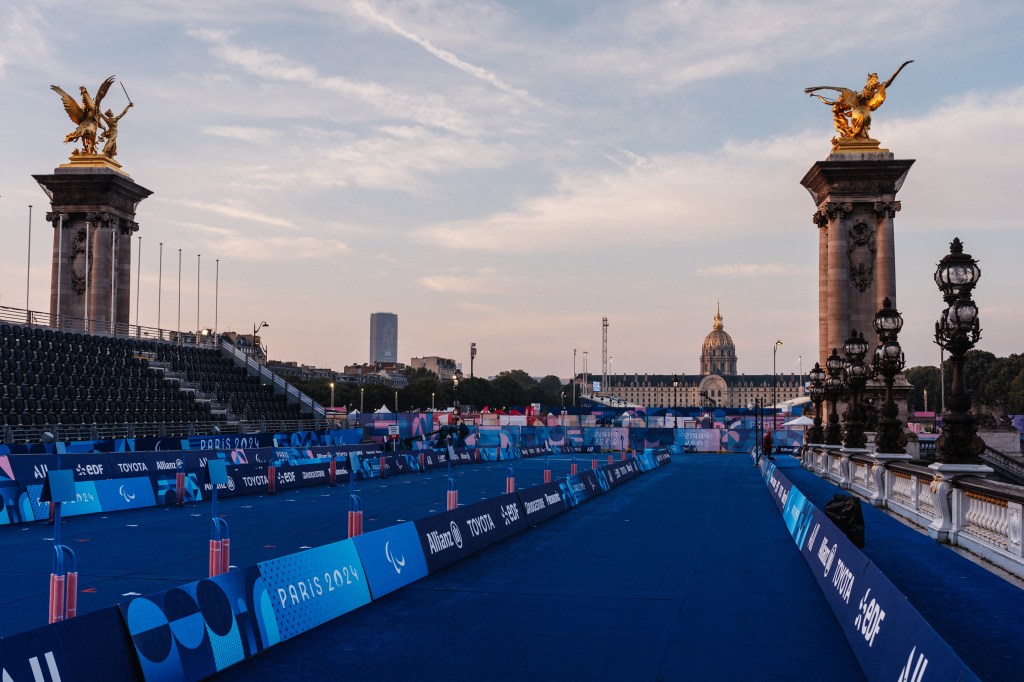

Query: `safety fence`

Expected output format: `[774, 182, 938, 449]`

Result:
[755, 455, 979, 682]
[0, 449, 671, 682]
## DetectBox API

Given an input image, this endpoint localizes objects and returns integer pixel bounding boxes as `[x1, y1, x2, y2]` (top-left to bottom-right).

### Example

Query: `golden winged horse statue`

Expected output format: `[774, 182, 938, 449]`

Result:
[50, 76, 116, 156]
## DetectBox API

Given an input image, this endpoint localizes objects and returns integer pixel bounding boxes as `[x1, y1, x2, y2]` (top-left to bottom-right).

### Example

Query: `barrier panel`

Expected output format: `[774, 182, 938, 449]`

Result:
[351, 521, 429, 600]
[599, 458, 642, 489]
[557, 470, 605, 509]
[414, 493, 528, 573]
[257, 540, 371, 643]
[0, 606, 140, 682]
[516, 481, 567, 526]
[121, 566, 282, 682]
[519, 446, 551, 459]
[756, 459, 979, 682]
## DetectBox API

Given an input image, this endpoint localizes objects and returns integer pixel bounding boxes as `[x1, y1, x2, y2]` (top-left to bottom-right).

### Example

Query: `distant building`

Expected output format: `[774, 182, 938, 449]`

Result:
[342, 362, 409, 388]
[410, 356, 458, 382]
[369, 312, 398, 364]
[222, 331, 266, 364]
[592, 306, 803, 409]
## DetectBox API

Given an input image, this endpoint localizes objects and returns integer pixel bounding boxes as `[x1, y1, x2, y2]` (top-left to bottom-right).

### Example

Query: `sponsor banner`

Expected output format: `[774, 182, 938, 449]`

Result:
[414, 494, 528, 573]
[0, 606, 140, 682]
[519, 445, 550, 458]
[275, 461, 333, 491]
[421, 450, 450, 470]
[599, 458, 642, 488]
[351, 521, 429, 600]
[517, 481, 567, 525]
[258, 540, 371, 642]
[121, 566, 280, 682]
[94, 477, 157, 513]
[635, 451, 658, 472]
[678, 428, 722, 452]
[188, 433, 273, 451]
[762, 465, 979, 682]
[653, 448, 672, 467]
[557, 470, 605, 509]
[451, 447, 477, 464]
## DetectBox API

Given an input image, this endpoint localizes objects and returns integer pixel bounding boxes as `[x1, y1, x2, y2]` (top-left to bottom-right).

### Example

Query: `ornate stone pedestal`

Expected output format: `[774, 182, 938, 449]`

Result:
[801, 151, 914, 367]
[865, 451, 913, 506]
[34, 165, 152, 331]
[926, 462, 994, 541]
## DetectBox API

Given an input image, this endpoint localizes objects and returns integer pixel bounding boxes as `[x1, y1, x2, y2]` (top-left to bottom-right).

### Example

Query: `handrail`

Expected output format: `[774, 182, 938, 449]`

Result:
[0, 304, 218, 347]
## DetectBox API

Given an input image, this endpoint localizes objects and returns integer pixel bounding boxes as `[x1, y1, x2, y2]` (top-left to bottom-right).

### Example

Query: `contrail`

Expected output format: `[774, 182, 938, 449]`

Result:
[351, 1, 541, 106]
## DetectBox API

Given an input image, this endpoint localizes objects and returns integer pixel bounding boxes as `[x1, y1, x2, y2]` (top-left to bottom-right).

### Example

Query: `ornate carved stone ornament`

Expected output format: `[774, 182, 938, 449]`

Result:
[873, 200, 901, 218]
[848, 222, 876, 292]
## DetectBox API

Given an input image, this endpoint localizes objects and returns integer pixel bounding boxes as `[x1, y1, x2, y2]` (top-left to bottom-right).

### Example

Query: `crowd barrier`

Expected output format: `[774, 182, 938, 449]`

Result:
[0, 449, 672, 681]
[754, 456, 979, 682]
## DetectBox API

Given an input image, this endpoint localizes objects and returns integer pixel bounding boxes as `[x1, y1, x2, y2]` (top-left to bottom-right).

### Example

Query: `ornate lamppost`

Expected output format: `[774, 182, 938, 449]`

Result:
[806, 362, 826, 445]
[841, 330, 871, 449]
[823, 349, 845, 446]
[872, 298, 908, 453]
[453, 375, 460, 413]
[933, 238, 984, 464]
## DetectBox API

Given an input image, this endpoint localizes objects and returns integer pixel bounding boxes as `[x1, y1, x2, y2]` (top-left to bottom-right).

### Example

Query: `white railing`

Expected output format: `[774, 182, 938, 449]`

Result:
[802, 445, 1024, 580]
[0, 304, 219, 347]
[220, 339, 326, 419]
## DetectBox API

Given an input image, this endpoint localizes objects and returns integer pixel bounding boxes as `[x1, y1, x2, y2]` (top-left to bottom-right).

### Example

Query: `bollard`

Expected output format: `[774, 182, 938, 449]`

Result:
[329, 457, 337, 486]
[592, 456, 598, 470]
[621, 451, 628, 461]
[175, 470, 186, 506]
[447, 478, 458, 511]
[209, 517, 230, 577]
[570, 457, 578, 476]
[267, 462, 277, 494]
[348, 495, 363, 538]
[543, 468, 552, 484]
[419, 452, 425, 473]
[379, 456, 386, 479]
[505, 466, 515, 494]
[608, 454, 614, 465]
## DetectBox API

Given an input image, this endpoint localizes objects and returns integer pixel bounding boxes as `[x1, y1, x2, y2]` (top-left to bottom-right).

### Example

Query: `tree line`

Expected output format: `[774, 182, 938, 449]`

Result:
[286, 367, 571, 413]
[906, 350, 1024, 416]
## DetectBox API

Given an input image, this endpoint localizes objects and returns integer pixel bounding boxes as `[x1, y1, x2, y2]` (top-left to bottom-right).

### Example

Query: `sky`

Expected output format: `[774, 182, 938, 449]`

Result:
[1, 0, 1022, 380]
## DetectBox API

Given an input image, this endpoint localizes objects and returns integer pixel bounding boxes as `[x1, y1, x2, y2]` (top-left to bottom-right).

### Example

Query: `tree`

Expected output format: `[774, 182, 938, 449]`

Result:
[905, 366, 940, 412]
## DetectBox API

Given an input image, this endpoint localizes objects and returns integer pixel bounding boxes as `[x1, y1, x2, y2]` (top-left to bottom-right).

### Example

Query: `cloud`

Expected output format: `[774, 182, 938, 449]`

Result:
[202, 125, 278, 144]
[165, 220, 348, 261]
[171, 199, 303, 230]
[698, 263, 807, 277]
[187, 28, 477, 133]
[419, 267, 508, 294]
[349, 0, 541, 106]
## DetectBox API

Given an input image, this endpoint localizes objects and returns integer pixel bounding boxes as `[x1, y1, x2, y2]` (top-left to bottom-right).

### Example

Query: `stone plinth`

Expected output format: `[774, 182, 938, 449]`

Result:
[33, 167, 152, 330]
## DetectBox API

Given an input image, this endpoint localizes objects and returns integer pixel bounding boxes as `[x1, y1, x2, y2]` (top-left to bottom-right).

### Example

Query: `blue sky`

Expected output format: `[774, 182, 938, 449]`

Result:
[1, 1, 1022, 379]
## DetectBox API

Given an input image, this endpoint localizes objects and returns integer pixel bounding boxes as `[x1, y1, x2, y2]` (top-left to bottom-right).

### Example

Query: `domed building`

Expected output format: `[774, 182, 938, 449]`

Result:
[700, 304, 737, 376]
[592, 305, 804, 411]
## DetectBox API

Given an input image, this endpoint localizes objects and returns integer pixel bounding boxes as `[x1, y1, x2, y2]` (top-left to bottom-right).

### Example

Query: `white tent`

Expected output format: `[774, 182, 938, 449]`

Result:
[782, 415, 814, 428]
[374, 405, 392, 414]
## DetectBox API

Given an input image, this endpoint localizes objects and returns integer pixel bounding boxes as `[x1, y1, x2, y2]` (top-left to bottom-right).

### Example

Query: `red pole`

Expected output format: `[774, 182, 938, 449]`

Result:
[267, 464, 277, 494]
[506, 475, 515, 494]
[175, 471, 185, 506]
[447, 489, 458, 511]
[621, 451, 627, 461]
[608, 454, 614, 465]
[65, 572, 78, 619]
[543, 468, 551, 484]
[329, 457, 337, 486]
[379, 456, 386, 479]
[592, 456, 598, 470]
[220, 538, 231, 575]
[209, 539, 222, 577]
[48, 573, 64, 624]
[419, 452, 425, 472]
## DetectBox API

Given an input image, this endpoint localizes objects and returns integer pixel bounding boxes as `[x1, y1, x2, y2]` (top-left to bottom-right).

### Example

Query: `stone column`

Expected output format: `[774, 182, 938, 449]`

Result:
[34, 167, 152, 331]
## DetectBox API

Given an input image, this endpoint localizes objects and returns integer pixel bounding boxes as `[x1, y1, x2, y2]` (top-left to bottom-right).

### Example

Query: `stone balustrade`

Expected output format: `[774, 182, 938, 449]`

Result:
[801, 444, 1024, 580]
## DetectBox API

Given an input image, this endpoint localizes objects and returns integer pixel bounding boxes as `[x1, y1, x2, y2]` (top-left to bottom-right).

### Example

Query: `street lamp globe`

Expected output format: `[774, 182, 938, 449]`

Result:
[934, 237, 981, 304]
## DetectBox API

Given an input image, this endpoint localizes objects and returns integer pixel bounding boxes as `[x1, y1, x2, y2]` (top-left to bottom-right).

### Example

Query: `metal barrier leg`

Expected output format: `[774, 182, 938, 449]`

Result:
[329, 458, 337, 486]
[220, 538, 231, 575]
[267, 464, 277, 494]
[379, 456, 386, 479]
[446, 478, 458, 511]
[571, 457, 578, 476]
[592, 456, 598, 470]
[65, 572, 78, 619]
[175, 471, 186, 506]
[209, 539, 222, 578]
[48, 574, 64, 624]
[348, 495, 363, 538]
[506, 466, 515, 494]
[608, 454, 614, 465]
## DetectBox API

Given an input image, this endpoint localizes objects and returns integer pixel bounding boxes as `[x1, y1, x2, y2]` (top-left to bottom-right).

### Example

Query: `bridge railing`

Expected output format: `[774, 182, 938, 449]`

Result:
[802, 443, 1024, 580]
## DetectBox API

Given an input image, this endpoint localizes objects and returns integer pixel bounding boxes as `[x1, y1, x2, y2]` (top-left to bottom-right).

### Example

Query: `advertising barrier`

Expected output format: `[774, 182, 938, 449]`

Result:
[0, 606, 140, 682]
[351, 521, 430, 599]
[756, 459, 979, 682]
[598, 458, 642, 489]
[516, 481, 567, 526]
[558, 470, 605, 508]
[258, 540, 371, 642]
[414, 493, 528, 573]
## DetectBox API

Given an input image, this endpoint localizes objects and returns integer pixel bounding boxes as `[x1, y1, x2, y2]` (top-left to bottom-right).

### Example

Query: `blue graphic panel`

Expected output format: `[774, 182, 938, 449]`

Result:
[257, 540, 371, 642]
[121, 566, 278, 682]
[94, 477, 158, 512]
[351, 522, 429, 599]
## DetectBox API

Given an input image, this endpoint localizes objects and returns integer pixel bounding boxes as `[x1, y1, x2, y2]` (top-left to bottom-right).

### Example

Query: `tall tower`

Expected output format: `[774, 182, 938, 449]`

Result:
[700, 304, 738, 376]
[601, 316, 608, 390]
[369, 312, 398, 364]
[35, 167, 152, 330]
[801, 151, 913, 364]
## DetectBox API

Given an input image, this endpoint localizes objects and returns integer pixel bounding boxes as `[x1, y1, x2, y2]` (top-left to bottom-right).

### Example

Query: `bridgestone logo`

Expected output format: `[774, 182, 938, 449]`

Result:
[524, 498, 546, 513]
[302, 470, 325, 480]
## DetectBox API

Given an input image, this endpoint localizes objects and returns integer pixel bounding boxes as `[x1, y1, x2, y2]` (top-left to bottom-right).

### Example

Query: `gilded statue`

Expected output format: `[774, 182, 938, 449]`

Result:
[805, 61, 913, 145]
[50, 76, 117, 157]
[99, 102, 133, 158]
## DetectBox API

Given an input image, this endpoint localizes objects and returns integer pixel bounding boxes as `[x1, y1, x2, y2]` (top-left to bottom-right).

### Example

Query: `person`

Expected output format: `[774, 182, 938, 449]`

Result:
[457, 420, 470, 447]
[763, 429, 774, 461]
[99, 102, 133, 158]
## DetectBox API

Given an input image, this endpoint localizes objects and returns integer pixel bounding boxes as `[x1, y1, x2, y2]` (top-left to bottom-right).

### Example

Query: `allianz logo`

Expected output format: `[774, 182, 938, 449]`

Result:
[156, 459, 183, 471]
[425, 521, 464, 554]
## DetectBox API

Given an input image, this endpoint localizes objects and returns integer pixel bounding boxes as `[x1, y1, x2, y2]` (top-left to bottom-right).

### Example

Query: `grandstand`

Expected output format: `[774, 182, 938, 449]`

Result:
[0, 307, 326, 443]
